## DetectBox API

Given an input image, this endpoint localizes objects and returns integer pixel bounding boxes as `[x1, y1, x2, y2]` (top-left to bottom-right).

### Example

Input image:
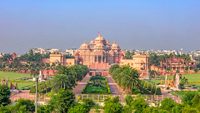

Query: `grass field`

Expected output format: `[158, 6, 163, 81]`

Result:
[0, 71, 34, 89]
[151, 74, 200, 87]
[172, 91, 200, 97]
[182, 74, 200, 86]
[0, 71, 31, 80]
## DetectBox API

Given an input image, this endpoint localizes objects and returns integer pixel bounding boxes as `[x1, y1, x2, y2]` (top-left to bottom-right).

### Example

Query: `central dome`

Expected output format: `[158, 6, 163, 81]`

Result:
[94, 43, 105, 50]
[80, 43, 90, 50]
[95, 33, 105, 41]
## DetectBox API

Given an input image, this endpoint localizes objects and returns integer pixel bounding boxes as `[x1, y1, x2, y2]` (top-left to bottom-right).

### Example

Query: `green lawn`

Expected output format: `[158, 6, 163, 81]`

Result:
[0, 71, 34, 90]
[151, 74, 200, 86]
[182, 74, 200, 86]
[0, 71, 31, 80]
[83, 76, 111, 94]
[172, 91, 200, 97]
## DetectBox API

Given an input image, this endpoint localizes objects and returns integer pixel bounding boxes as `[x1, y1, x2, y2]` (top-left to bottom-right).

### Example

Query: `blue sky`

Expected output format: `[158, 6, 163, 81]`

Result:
[0, 0, 200, 53]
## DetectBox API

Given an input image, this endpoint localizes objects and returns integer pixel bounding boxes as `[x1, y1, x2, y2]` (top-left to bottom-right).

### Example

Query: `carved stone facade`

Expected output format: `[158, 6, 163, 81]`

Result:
[75, 34, 123, 76]
[120, 54, 149, 78]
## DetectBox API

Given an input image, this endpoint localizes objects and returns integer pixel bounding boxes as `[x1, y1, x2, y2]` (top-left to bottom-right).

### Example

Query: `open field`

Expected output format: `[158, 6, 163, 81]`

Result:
[151, 74, 200, 87]
[172, 91, 200, 97]
[182, 74, 200, 86]
[0, 71, 31, 80]
[0, 71, 34, 89]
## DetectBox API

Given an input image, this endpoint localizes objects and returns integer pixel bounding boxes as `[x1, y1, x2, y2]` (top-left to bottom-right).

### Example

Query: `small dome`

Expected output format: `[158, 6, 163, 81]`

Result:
[80, 43, 90, 50]
[90, 40, 95, 44]
[111, 43, 120, 50]
[94, 43, 105, 50]
[95, 33, 105, 41]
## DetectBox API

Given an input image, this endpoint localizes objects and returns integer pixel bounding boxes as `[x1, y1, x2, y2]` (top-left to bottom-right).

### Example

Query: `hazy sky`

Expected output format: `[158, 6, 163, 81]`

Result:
[0, 0, 200, 54]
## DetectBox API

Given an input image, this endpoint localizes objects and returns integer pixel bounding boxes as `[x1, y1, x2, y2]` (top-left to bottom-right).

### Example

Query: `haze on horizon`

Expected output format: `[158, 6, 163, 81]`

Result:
[0, 0, 200, 54]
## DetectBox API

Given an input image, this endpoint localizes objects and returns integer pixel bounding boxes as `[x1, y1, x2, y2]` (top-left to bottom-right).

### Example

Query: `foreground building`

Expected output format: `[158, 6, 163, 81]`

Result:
[48, 34, 149, 77]
[75, 34, 123, 76]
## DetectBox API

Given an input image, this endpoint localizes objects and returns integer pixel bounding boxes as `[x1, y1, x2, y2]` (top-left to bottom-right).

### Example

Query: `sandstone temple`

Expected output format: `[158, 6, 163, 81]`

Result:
[48, 34, 149, 77]
[75, 34, 123, 76]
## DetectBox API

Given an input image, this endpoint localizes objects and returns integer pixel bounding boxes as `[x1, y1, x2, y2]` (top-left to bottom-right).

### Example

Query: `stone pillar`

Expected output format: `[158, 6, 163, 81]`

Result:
[94, 55, 96, 63]
[96, 55, 97, 63]
[101, 55, 103, 63]
[175, 73, 180, 90]
[99, 56, 101, 63]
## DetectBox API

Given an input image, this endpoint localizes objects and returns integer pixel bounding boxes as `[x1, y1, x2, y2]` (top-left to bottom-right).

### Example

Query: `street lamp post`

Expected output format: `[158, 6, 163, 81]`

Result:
[35, 77, 38, 113]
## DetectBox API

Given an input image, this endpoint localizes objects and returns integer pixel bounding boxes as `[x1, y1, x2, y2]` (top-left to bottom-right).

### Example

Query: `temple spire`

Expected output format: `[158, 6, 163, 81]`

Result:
[98, 32, 102, 37]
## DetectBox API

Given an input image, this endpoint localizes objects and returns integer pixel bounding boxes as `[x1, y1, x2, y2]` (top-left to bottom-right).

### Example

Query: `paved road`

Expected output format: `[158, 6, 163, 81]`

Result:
[106, 76, 123, 94]
[73, 74, 91, 94]
[106, 76, 125, 102]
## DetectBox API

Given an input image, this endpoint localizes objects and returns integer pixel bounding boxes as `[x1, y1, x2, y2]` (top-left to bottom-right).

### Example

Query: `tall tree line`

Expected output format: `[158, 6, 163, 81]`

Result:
[30, 65, 89, 93]
[109, 64, 161, 95]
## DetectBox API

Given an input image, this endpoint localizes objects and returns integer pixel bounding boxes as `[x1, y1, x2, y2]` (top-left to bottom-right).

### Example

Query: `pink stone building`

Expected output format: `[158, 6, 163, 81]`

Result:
[75, 34, 123, 76]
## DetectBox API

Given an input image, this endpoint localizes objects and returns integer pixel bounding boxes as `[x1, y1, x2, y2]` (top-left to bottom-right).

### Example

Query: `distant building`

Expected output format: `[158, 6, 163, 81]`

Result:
[66, 58, 76, 66]
[150, 57, 196, 75]
[31, 48, 48, 54]
[160, 57, 196, 74]
[66, 49, 76, 56]
[48, 49, 60, 53]
[120, 54, 149, 78]
[49, 52, 65, 65]
[49, 52, 75, 66]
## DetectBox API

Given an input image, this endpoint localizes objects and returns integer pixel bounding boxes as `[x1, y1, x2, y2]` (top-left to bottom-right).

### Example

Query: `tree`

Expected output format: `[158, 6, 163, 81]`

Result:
[172, 104, 184, 113]
[125, 95, 133, 106]
[51, 74, 74, 91]
[0, 106, 11, 113]
[179, 77, 188, 89]
[110, 65, 140, 93]
[11, 99, 35, 113]
[191, 94, 200, 107]
[182, 92, 197, 106]
[149, 53, 161, 66]
[160, 98, 177, 112]
[30, 65, 88, 94]
[104, 97, 123, 113]
[124, 51, 134, 59]
[0, 85, 10, 106]
[196, 63, 200, 69]
[110, 65, 159, 95]
[68, 99, 95, 113]
[194, 68, 199, 73]
[49, 89, 75, 113]
[82, 99, 95, 109]
[149, 70, 158, 79]
[182, 107, 199, 113]
[143, 107, 169, 113]
[2, 54, 12, 62]
[37, 105, 52, 113]
[68, 104, 89, 113]
[131, 97, 148, 113]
